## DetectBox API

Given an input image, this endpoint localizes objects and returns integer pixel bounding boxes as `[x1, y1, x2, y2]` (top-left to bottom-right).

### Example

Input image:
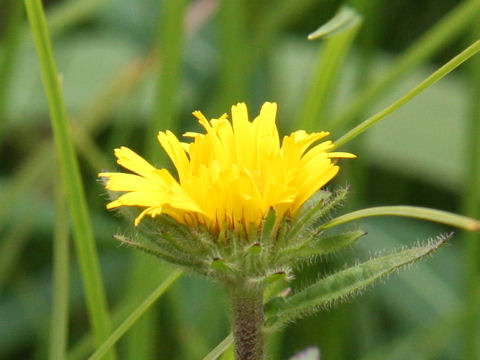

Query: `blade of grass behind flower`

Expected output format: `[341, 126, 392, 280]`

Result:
[49, 169, 70, 360]
[329, 0, 480, 129]
[321, 205, 480, 231]
[24, 0, 115, 358]
[88, 269, 183, 360]
[333, 40, 480, 149]
[122, 256, 165, 360]
[44, 0, 112, 36]
[68, 288, 157, 360]
[147, 0, 187, 163]
[219, 345, 234, 360]
[360, 284, 480, 360]
[0, 210, 37, 290]
[164, 283, 213, 358]
[461, 23, 480, 360]
[202, 333, 234, 360]
[0, 53, 153, 230]
[217, 0, 249, 109]
[1, 2, 209, 231]
[129, 2, 187, 352]
[347, 0, 385, 90]
[296, 6, 362, 131]
[252, 0, 317, 62]
[20, 0, 112, 42]
[361, 312, 459, 360]
[0, 0, 23, 155]
[131, 1, 187, 354]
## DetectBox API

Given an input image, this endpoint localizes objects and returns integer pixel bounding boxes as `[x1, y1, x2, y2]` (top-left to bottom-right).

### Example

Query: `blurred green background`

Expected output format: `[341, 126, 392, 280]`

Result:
[1, 0, 479, 359]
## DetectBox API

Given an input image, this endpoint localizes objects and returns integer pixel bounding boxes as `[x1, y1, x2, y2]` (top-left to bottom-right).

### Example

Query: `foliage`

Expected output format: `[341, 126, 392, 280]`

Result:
[1, 0, 479, 359]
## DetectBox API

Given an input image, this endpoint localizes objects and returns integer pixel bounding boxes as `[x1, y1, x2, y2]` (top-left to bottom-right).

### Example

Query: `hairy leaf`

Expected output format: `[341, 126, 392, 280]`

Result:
[265, 233, 452, 330]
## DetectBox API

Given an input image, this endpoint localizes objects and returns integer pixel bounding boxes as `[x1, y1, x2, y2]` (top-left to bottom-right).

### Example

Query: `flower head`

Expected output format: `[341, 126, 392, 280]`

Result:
[99, 102, 355, 234]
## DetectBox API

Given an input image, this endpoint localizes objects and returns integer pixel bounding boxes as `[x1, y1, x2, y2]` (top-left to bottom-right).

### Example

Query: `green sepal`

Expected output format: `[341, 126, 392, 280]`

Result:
[288, 187, 349, 241]
[264, 295, 286, 316]
[260, 209, 277, 244]
[295, 190, 331, 219]
[263, 271, 287, 284]
[114, 235, 204, 270]
[308, 229, 366, 255]
[127, 211, 212, 257]
[247, 243, 262, 255]
[280, 230, 366, 265]
[211, 258, 235, 273]
[263, 270, 292, 302]
[265, 233, 452, 331]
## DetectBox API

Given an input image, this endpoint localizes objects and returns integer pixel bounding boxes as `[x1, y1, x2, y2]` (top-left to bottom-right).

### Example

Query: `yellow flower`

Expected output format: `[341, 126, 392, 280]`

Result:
[99, 102, 355, 233]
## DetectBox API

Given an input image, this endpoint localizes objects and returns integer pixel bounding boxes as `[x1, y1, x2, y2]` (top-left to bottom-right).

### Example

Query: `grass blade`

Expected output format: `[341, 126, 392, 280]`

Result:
[202, 333, 234, 360]
[252, 0, 317, 60]
[122, 257, 165, 360]
[297, 6, 362, 130]
[333, 40, 480, 149]
[24, 0, 115, 358]
[147, 0, 187, 162]
[321, 205, 480, 231]
[88, 269, 183, 360]
[0, 211, 37, 290]
[49, 170, 70, 360]
[330, 0, 480, 129]
[0, 0, 23, 154]
[218, 0, 249, 109]
[461, 21, 480, 360]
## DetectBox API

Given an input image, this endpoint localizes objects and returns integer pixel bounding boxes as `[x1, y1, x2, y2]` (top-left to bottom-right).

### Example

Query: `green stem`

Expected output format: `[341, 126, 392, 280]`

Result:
[24, 0, 115, 358]
[228, 283, 265, 360]
[333, 40, 480, 149]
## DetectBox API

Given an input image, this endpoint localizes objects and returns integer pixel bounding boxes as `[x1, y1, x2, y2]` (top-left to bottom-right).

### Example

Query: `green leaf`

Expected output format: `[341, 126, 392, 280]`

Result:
[265, 233, 452, 330]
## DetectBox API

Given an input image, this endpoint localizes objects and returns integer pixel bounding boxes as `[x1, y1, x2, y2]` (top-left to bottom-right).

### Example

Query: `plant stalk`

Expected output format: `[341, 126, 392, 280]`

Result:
[228, 283, 265, 360]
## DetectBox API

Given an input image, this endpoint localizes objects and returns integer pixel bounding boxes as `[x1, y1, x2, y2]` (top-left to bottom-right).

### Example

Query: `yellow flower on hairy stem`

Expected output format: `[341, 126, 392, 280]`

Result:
[99, 102, 355, 234]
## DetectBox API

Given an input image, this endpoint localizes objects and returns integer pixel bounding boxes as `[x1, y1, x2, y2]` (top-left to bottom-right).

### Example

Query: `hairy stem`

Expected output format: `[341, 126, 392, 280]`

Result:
[228, 283, 265, 360]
